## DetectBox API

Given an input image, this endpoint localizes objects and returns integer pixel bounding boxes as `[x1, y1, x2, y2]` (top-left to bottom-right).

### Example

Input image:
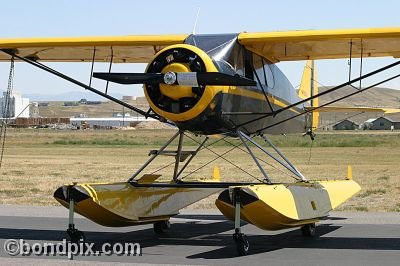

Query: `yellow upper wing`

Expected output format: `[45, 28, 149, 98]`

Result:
[0, 35, 188, 63]
[2, 28, 400, 63]
[239, 28, 400, 62]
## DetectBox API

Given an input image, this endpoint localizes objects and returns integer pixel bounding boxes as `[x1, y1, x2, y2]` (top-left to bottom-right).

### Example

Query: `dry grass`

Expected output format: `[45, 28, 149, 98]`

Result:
[0, 128, 399, 212]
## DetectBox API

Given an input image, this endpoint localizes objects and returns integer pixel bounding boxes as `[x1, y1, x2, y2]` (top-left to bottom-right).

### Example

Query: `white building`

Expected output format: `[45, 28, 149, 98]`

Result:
[112, 112, 131, 117]
[29, 102, 39, 118]
[0, 91, 30, 118]
[122, 96, 137, 101]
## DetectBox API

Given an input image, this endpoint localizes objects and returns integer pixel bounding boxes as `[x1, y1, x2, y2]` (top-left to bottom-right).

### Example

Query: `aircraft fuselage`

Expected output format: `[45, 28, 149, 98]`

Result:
[144, 34, 307, 135]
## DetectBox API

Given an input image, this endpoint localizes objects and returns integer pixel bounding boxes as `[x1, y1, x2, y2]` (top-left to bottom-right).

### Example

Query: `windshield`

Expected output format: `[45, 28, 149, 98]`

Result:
[185, 34, 241, 75]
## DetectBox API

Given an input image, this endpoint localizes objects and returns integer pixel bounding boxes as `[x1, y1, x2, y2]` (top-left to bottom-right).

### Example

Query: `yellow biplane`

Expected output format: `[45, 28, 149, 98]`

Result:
[1, 27, 400, 255]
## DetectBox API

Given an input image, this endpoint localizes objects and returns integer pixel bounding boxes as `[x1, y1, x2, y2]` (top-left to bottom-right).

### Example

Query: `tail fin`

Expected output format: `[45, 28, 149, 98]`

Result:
[298, 60, 319, 131]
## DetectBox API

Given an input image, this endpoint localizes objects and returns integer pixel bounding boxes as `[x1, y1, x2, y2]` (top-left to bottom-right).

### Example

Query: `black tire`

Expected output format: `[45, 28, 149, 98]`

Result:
[233, 233, 249, 256]
[153, 220, 171, 235]
[301, 223, 316, 237]
[68, 230, 85, 243]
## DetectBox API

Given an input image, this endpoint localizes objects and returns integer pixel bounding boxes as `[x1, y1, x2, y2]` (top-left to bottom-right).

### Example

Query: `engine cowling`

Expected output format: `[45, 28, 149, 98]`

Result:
[144, 44, 220, 123]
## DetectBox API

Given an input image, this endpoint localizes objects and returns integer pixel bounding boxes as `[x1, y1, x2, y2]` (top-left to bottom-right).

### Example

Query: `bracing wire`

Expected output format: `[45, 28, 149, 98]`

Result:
[148, 134, 231, 175]
[183, 133, 263, 182]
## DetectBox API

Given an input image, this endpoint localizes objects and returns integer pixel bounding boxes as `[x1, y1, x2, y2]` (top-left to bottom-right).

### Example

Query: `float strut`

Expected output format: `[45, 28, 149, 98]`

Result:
[234, 188, 241, 234]
[232, 187, 250, 256]
[173, 131, 184, 181]
[66, 182, 85, 243]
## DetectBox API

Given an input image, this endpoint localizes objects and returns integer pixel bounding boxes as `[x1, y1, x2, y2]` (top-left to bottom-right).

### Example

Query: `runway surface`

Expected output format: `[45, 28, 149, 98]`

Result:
[0, 205, 399, 265]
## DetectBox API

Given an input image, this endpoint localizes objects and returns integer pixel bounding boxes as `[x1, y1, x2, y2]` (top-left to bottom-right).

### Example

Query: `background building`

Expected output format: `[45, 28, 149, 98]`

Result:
[0, 91, 30, 118]
[29, 102, 39, 118]
[332, 119, 358, 130]
[122, 96, 137, 101]
[363, 117, 400, 130]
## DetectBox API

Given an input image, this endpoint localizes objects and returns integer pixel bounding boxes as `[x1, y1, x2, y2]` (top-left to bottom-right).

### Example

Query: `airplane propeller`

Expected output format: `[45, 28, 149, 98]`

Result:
[93, 71, 256, 87]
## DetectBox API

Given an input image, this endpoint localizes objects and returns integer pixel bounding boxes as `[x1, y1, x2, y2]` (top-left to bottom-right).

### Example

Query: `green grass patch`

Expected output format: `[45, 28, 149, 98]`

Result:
[52, 139, 140, 146]
[269, 134, 389, 148]
[378, 176, 390, 181]
[355, 206, 369, 212]
[50, 172, 62, 177]
[239, 133, 399, 148]
[9, 170, 25, 175]
[392, 203, 400, 212]
[0, 189, 24, 197]
[6, 128, 400, 148]
[30, 188, 41, 193]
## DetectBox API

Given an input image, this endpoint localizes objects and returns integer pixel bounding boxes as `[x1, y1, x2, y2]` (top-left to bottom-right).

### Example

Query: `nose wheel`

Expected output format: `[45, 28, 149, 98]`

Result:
[67, 225, 85, 243]
[233, 229, 250, 256]
[153, 220, 171, 235]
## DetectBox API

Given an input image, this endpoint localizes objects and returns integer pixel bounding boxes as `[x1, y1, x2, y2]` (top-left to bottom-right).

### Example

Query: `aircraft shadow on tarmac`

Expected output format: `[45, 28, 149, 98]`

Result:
[0, 214, 399, 259]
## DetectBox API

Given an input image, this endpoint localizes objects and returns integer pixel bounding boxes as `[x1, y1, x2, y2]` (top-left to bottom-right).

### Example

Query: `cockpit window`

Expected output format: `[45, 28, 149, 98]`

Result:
[264, 63, 275, 88]
[185, 34, 238, 54]
[214, 42, 244, 76]
[234, 46, 244, 76]
[185, 34, 241, 76]
[252, 54, 266, 85]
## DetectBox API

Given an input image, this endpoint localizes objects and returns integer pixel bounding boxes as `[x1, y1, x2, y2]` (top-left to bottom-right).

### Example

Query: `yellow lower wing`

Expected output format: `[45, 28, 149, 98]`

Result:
[306, 106, 400, 114]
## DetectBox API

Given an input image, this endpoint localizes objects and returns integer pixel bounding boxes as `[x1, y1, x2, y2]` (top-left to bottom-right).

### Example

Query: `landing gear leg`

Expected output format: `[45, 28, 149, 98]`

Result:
[232, 188, 249, 256]
[153, 220, 171, 235]
[301, 222, 316, 237]
[66, 183, 85, 243]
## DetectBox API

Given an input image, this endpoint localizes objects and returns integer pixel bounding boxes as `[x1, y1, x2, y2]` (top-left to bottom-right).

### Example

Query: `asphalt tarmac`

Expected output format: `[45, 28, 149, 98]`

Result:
[0, 205, 399, 265]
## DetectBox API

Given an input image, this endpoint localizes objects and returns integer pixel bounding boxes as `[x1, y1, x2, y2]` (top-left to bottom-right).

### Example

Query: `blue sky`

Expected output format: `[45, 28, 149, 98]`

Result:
[1, 0, 400, 97]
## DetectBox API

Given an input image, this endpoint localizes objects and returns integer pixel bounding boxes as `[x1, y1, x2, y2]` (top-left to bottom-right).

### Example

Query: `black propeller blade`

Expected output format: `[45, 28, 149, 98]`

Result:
[93, 72, 256, 87]
[93, 72, 164, 85]
[196, 72, 256, 86]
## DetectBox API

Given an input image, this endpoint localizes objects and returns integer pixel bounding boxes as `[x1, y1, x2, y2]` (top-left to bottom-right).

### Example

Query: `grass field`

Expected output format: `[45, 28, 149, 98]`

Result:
[0, 128, 399, 212]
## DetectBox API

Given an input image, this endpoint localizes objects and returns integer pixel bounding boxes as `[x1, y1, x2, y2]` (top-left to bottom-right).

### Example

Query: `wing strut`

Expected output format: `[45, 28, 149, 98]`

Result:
[105, 47, 113, 94]
[347, 39, 365, 91]
[88, 47, 96, 88]
[348, 40, 353, 84]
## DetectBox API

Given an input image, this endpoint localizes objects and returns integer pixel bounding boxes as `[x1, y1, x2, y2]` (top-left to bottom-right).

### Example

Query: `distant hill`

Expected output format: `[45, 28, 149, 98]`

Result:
[319, 86, 400, 108]
[318, 86, 400, 127]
